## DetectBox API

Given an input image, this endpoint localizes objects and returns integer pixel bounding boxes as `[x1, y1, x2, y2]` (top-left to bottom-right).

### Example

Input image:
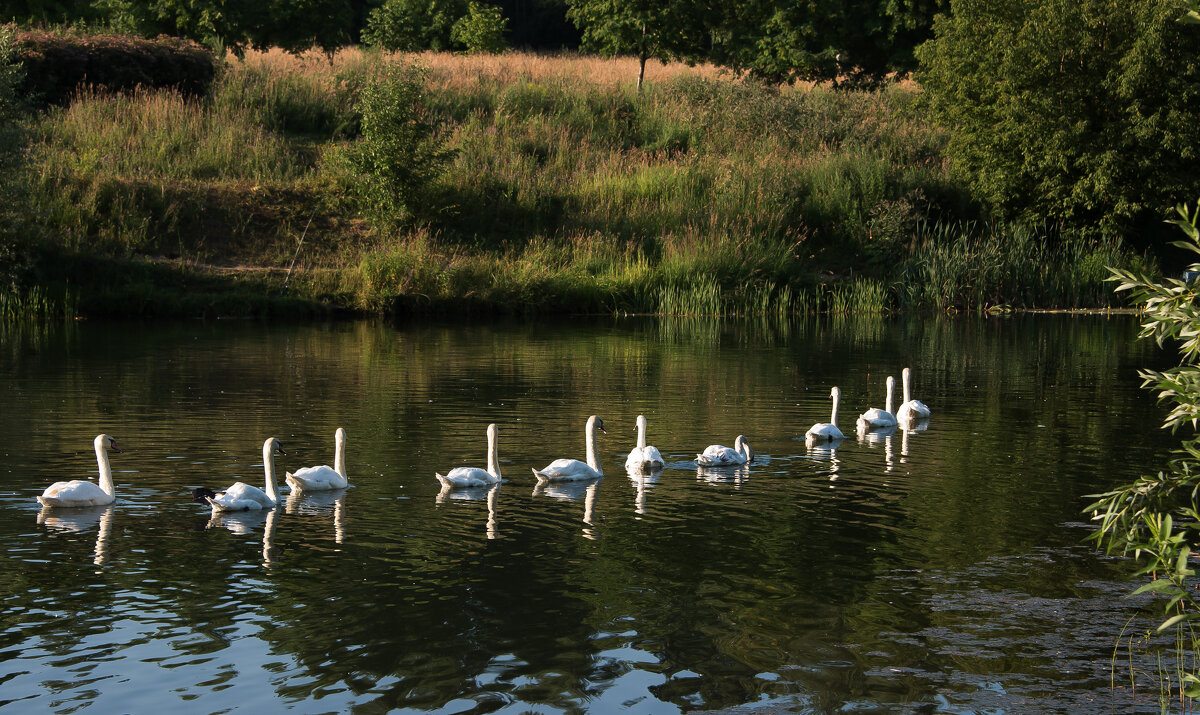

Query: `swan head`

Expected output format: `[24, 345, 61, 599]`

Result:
[487, 423, 498, 438]
[335, 427, 346, 445]
[588, 415, 606, 434]
[95, 434, 123, 453]
[192, 487, 218, 503]
[264, 437, 286, 456]
[830, 386, 840, 400]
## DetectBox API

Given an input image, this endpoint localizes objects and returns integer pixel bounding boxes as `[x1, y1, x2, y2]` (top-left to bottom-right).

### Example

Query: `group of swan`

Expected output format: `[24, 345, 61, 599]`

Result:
[36, 368, 931, 510]
[807, 366, 931, 445]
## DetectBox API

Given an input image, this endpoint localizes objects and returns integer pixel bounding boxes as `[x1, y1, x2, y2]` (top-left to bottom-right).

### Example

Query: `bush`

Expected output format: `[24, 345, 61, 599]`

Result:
[362, 0, 467, 52]
[345, 62, 454, 225]
[916, 0, 1200, 239]
[15, 29, 216, 106]
[451, 2, 509, 54]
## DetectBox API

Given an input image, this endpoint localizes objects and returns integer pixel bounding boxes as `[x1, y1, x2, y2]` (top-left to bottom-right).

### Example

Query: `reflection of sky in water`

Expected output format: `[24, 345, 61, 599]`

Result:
[0, 316, 1180, 712]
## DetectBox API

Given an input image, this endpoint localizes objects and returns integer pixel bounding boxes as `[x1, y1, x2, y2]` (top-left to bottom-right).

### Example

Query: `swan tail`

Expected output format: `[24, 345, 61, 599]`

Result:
[531, 468, 550, 482]
[435, 473, 453, 489]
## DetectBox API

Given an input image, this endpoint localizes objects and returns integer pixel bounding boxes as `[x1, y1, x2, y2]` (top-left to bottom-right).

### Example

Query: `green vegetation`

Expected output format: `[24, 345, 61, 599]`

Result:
[0, 43, 1150, 319]
[1087, 204, 1200, 707]
[916, 0, 1200, 238]
[450, 2, 509, 54]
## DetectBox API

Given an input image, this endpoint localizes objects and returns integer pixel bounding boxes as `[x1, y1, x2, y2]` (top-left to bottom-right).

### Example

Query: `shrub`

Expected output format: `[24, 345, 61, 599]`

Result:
[15, 29, 216, 106]
[345, 62, 454, 225]
[916, 0, 1200, 239]
[362, 0, 467, 52]
[451, 2, 509, 54]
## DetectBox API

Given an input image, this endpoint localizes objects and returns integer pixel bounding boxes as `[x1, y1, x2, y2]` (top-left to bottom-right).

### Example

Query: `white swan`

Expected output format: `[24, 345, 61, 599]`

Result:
[806, 387, 846, 444]
[696, 435, 753, 466]
[286, 427, 349, 492]
[436, 423, 502, 488]
[37, 434, 123, 508]
[207, 438, 285, 512]
[625, 415, 665, 473]
[533, 415, 606, 481]
[896, 367, 931, 423]
[857, 375, 898, 431]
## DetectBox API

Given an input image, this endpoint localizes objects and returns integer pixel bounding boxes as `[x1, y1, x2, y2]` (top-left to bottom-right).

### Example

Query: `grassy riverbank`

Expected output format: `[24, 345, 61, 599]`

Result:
[2, 46, 1153, 318]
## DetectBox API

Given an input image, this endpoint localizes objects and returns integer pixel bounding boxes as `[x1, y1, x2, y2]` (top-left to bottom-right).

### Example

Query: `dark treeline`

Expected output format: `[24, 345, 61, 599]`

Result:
[2, 0, 944, 82]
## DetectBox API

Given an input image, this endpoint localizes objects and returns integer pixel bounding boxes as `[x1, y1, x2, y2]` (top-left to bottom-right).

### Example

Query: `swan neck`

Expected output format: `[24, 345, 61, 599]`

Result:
[830, 390, 840, 427]
[95, 436, 115, 497]
[902, 368, 912, 403]
[586, 417, 602, 475]
[637, 417, 647, 450]
[487, 425, 501, 478]
[262, 441, 279, 503]
[334, 431, 347, 479]
[885, 377, 895, 414]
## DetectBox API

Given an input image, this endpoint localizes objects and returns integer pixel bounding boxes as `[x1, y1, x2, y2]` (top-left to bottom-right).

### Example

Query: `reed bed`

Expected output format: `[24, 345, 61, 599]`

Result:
[7, 47, 1149, 317]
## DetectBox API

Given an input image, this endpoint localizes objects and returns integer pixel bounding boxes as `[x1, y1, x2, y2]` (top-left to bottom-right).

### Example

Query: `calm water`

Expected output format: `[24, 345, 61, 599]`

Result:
[0, 316, 1182, 713]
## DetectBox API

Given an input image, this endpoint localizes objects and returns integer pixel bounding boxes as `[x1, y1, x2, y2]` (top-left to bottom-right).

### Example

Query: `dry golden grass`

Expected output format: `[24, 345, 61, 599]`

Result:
[232, 47, 733, 89]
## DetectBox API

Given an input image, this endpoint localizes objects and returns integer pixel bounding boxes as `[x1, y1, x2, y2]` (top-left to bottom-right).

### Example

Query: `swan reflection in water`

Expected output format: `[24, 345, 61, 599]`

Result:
[205, 508, 279, 566]
[806, 437, 843, 484]
[627, 468, 660, 516]
[533, 478, 600, 540]
[286, 489, 347, 544]
[696, 464, 750, 488]
[38, 504, 114, 566]
[436, 482, 501, 539]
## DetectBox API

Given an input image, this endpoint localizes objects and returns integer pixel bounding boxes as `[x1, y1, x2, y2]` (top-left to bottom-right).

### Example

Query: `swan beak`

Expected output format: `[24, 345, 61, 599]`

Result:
[278, 447, 287, 455]
[110, 443, 123, 453]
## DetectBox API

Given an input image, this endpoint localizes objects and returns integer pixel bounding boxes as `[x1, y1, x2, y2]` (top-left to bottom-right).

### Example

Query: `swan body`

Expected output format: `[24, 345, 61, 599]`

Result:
[286, 427, 349, 492]
[896, 367, 931, 423]
[806, 387, 846, 443]
[696, 435, 753, 466]
[625, 415, 665, 473]
[857, 375, 898, 431]
[437, 423, 502, 488]
[38, 434, 123, 508]
[207, 438, 285, 512]
[533, 415, 606, 481]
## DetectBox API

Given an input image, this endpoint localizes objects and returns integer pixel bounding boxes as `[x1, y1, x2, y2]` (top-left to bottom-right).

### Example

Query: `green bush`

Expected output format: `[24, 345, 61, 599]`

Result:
[15, 29, 216, 106]
[451, 2, 509, 54]
[916, 0, 1200, 238]
[362, 0, 467, 52]
[345, 62, 454, 225]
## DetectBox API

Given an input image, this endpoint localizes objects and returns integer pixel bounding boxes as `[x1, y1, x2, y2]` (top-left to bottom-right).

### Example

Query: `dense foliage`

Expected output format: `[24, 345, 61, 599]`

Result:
[916, 0, 1200, 238]
[450, 2, 509, 54]
[15, 28, 215, 105]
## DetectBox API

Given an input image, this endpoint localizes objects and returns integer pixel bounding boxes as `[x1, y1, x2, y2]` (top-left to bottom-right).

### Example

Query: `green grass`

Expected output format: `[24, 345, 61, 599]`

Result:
[4, 46, 1153, 318]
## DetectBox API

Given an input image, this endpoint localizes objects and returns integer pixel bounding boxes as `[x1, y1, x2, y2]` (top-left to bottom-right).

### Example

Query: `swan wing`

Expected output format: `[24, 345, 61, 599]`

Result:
[897, 400, 931, 421]
[221, 482, 274, 508]
[286, 465, 348, 492]
[533, 458, 598, 481]
[806, 423, 845, 442]
[437, 467, 497, 488]
[697, 445, 741, 466]
[207, 492, 264, 512]
[37, 480, 114, 508]
[857, 408, 897, 428]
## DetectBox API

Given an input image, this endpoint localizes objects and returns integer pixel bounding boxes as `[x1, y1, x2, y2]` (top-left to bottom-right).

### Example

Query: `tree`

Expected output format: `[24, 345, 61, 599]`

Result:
[362, 0, 468, 52]
[706, 0, 946, 85]
[565, 0, 711, 91]
[450, 2, 509, 53]
[916, 0, 1200, 239]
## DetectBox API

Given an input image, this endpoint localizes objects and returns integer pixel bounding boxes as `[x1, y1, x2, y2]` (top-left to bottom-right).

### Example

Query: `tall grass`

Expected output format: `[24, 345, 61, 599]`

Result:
[7, 47, 1151, 317]
[0, 284, 76, 320]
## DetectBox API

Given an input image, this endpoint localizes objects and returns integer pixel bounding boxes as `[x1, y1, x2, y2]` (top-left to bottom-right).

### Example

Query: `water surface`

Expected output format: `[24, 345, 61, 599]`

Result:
[0, 316, 1180, 713]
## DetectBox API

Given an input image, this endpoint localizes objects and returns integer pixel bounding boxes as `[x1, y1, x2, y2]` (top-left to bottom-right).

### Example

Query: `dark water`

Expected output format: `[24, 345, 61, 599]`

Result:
[0, 316, 1183, 713]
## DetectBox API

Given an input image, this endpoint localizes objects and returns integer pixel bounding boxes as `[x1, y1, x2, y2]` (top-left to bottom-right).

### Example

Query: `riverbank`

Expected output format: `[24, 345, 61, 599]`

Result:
[1, 45, 1151, 319]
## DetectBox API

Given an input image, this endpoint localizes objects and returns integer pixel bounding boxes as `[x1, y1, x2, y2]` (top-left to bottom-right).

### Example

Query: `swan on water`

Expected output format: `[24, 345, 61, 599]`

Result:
[896, 367, 931, 424]
[286, 427, 349, 492]
[533, 415, 606, 481]
[625, 415, 665, 473]
[37, 434, 123, 508]
[696, 435, 753, 466]
[856, 375, 898, 431]
[436, 423, 502, 488]
[206, 438, 285, 512]
[806, 387, 846, 444]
